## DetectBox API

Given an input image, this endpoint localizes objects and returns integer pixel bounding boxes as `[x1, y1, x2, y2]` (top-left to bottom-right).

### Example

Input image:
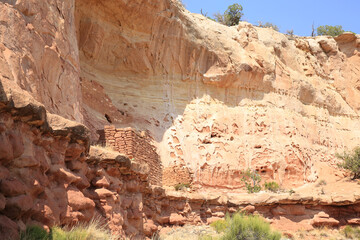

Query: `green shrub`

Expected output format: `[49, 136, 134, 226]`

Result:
[336, 147, 360, 179]
[174, 183, 190, 191]
[342, 225, 360, 239]
[257, 21, 279, 32]
[210, 219, 229, 233]
[242, 169, 261, 193]
[20, 225, 49, 240]
[316, 179, 327, 187]
[264, 182, 280, 193]
[214, 3, 243, 26]
[317, 25, 344, 37]
[220, 213, 281, 240]
[21, 219, 112, 240]
[343, 225, 354, 238]
[199, 235, 215, 240]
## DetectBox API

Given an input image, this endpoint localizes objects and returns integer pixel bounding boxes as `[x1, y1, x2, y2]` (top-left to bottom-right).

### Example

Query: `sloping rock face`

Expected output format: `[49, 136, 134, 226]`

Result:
[0, 79, 91, 239]
[1, 0, 360, 190]
[1, 0, 360, 237]
[75, 0, 360, 188]
[0, 0, 83, 122]
[0, 81, 153, 238]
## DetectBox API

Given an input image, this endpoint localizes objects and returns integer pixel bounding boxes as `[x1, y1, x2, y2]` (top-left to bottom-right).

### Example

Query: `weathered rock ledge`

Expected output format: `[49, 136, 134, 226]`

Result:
[0, 81, 152, 238]
[1, 82, 360, 239]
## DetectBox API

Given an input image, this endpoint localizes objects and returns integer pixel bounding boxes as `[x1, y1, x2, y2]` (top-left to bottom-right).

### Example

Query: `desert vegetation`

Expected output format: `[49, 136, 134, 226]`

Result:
[264, 181, 280, 193]
[214, 3, 243, 26]
[20, 220, 112, 240]
[174, 183, 191, 191]
[242, 169, 262, 193]
[317, 25, 345, 37]
[342, 225, 360, 239]
[207, 213, 281, 240]
[337, 147, 360, 179]
[257, 21, 279, 32]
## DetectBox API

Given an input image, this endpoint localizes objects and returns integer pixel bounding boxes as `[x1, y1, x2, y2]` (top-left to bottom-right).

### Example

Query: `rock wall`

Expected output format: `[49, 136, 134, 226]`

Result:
[0, 0, 83, 122]
[0, 81, 151, 239]
[102, 126, 162, 186]
[162, 165, 193, 186]
[87, 146, 151, 238]
[0, 79, 91, 239]
[1, 0, 360, 191]
[1, 0, 360, 238]
[2, 77, 360, 239]
[74, 0, 360, 190]
[143, 188, 360, 237]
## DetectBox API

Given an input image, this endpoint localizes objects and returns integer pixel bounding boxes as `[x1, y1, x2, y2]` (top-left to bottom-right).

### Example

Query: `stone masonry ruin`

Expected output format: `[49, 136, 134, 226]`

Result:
[102, 125, 162, 185]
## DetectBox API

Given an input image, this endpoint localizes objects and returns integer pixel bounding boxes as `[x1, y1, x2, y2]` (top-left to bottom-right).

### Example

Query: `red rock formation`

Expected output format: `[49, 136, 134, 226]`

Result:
[1, 0, 360, 238]
[0, 0, 83, 122]
[73, 0, 360, 190]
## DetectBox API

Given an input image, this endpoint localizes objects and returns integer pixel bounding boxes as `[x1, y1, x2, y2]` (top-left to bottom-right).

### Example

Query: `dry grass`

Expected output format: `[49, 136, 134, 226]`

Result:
[93, 144, 117, 153]
[21, 219, 113, 240]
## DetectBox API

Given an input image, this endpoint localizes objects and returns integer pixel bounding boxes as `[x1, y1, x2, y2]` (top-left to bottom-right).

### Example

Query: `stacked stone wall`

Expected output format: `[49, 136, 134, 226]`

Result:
[103, 126, 162, 185]
[162, 165, 193, 186]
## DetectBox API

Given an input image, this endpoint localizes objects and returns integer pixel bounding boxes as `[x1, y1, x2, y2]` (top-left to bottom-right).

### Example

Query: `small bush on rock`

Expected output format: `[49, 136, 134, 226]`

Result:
[336, 147, 360, 179]
[214, 3, 244, 26]
[264, 181, 280, 193]
[174, 183, 190, 191]
[317, 25, 344, 37]
[316, 179, 327, 187]
[242, 169, 261, 193]
[257, 21, 279, 32]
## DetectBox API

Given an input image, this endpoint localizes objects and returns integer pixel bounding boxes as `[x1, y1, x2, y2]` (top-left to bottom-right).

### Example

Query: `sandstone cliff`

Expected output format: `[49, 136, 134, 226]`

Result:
[2, 0, 360, 189]
[1, 0, 360, 238]
[74, 0, 360, 189]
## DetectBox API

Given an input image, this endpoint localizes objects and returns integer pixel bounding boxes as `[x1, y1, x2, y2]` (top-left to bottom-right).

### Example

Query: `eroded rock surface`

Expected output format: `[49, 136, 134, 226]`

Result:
[1, 0, 360, 238]
[0, 0, 83, 122]
[74, 0, 360, 189]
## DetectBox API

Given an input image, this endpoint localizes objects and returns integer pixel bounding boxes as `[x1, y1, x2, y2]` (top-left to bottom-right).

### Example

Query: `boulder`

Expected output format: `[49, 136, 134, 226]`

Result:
[94, 188, 114, 199]
[207, 217, 223, 224]
[311, 211, 339, 227]
[0, 133, 13, 161]
[67, 188, 95, 212]
[4, 194, 33, 218]
[143, 219, 158, 237]
[169, 213, 186, 225]
[0, 193, 6, 210]
[0, 215, 19, 240]
[347, 218, 360, 225]
[335, 32, 357, 43]
[240, 205, 256, 214]
[0, 177, 27, 197]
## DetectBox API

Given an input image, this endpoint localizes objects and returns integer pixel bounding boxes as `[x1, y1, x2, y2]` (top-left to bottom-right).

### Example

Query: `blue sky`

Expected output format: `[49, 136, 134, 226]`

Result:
[182, 0, 359, 36]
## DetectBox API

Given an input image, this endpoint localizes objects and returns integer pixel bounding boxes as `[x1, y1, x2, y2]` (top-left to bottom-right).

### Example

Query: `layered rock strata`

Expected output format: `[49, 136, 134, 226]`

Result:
[1, 0, 360, 238]
[2, 78, 360, 239]
[1, 0, 360, 190]
[0, 0, 83, 122]
[0, 81, 151, 238]
[74, 0, 360, 189]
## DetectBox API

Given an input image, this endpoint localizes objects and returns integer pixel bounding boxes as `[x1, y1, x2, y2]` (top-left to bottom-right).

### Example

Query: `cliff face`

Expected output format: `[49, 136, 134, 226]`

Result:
[74, 0, 360, 188]
[0, 78, 153, 238]
[1, 0, 360, 237]
[0, 0, 83, 122]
